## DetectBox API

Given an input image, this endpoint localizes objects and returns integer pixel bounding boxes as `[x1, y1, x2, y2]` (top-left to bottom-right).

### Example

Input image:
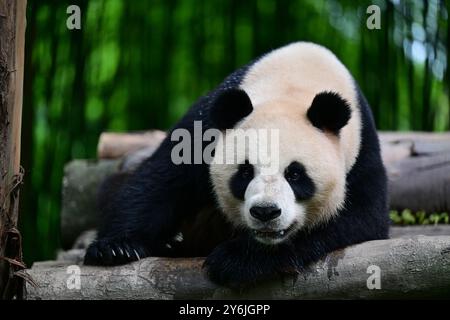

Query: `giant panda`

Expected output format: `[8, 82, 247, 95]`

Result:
[84, 42, 389, 288]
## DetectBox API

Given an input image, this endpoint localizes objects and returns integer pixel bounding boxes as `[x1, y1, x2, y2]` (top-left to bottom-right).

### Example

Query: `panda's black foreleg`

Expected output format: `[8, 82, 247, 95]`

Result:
[84, 141, 202, 266]
[203, 234, 300, 289]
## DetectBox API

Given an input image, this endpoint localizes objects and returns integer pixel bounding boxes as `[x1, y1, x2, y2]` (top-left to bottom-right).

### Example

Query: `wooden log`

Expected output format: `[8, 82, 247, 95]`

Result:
[380, 132, 450, 213]
[96, 131, 450, 162]
[389, 225, 450, 238]
[61, 142, 164, 247]
[380, 131, 450, 143]
[371, 132, 450, 213]
[380, 131, 450, 165]
[0, 0, 27, 300]
[61, 160, 120, 249]
[387, 153, 450, 212]
[97, 130, 166, 159]
[25, 236, 450, 299]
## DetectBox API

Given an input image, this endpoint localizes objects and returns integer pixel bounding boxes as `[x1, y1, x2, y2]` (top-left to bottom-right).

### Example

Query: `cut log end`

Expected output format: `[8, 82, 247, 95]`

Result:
[97, 130, 166, 159]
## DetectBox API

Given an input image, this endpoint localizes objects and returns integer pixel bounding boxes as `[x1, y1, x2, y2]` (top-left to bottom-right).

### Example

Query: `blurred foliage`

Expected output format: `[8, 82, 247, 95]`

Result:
[20, 0, 449, 264]
[390, 210, 450, 225]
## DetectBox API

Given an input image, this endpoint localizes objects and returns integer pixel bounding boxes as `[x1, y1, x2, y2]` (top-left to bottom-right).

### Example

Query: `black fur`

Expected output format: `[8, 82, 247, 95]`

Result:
[229, 161, 254, 200]
[84, 50, 389, 289]
[284, 161, 315, 200]
[210, 89, 253, 130]
[307, 91, 352, 134]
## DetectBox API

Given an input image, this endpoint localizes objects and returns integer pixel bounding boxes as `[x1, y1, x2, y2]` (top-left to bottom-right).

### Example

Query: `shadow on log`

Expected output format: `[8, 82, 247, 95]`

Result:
[26, 236, 450, 299]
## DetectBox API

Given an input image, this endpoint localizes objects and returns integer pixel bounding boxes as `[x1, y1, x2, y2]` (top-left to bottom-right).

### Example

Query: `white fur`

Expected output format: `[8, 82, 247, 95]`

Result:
[243, 172, 306, 244]
[210, 42, 361, 242]
[240, 42, 361, 172]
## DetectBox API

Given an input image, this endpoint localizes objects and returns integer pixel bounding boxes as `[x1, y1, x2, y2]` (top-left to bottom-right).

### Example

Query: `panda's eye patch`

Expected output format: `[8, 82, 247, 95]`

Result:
[229, 160, 254, 200]
[284, 161, 315, 200]
[239, 161, 254, 179]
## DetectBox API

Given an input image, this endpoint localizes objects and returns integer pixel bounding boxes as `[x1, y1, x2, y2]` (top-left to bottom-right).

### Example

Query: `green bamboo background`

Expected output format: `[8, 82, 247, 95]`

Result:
[20, 0, 449, 264]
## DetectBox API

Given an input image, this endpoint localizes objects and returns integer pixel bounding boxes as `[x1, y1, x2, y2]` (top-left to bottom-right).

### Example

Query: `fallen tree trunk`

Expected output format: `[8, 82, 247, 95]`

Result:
[25, 236, 450, 299]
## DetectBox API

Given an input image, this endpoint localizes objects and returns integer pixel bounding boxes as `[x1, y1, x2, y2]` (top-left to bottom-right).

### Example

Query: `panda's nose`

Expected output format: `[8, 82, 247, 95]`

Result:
[250, 205, 281, 222]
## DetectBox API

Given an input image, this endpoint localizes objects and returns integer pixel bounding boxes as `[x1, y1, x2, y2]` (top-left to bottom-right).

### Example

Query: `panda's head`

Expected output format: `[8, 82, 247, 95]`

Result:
[209, 88, 354, 245]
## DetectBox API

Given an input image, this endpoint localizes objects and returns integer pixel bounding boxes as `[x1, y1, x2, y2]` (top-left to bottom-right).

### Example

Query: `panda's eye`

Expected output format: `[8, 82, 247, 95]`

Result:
[238, 161, 254, 180]
[240, 166, 253, 179]
[285, 164, 303, 182]
[285, 170, 300, 182]
[284, 161, 316, 200]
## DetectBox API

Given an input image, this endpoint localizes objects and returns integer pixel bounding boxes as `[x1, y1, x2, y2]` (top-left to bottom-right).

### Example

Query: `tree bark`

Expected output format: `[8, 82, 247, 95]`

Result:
[25, 236, 450, 299]
[0, 0, 27, 300]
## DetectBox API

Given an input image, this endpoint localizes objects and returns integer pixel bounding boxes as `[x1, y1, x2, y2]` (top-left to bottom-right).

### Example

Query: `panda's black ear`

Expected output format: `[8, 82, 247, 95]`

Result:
[210, 89, 253, 130]
[307, 91, 352, 134]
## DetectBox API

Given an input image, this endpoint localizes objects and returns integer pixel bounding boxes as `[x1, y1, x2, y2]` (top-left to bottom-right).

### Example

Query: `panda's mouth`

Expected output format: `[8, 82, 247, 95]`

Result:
[251, 224, 295, 241]
[252, 229, 286, 239]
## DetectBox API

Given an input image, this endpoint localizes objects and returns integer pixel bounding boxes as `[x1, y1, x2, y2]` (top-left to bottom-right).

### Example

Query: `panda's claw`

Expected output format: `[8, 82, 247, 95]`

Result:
[84, 238, 150, 266]
[134, 249, 141, 260]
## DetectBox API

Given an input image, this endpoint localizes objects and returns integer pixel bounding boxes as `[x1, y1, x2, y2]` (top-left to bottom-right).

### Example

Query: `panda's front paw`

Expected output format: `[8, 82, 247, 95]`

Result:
[84, 238, 149, 266]
[203, 240, 254, 289]
[204, 237, 300, 289]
